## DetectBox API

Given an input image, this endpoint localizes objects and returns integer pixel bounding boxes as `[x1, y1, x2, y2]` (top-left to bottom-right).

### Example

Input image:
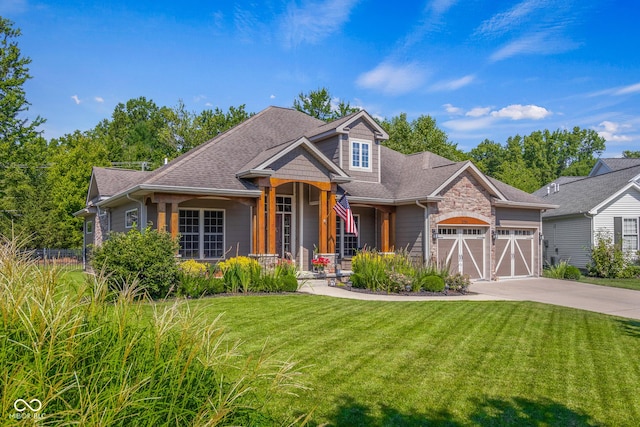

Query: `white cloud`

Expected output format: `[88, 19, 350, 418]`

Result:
[490, 104, 551, 120]
[596, 121, 633, 142]
[280, 0, 359, 48]
[443, 103, 463, 115]
[71, 95, 81, 105]
[430, 74, 475, 91]
[427, 0, 459, 16]
[489, 31, 579, 62]
[466, 106, 492, 117]
[270, 94, 276, 99]
[356, 62, 427, 95]
[94, 96, 104, 103]
[615, 82, 640, 96]
[443, 116, 496, 132]
[476, 0, 549, 37]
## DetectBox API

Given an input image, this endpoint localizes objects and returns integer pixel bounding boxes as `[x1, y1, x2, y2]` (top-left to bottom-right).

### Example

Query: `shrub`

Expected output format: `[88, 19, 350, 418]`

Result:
[587, 232, 626, 278]
[564, 265, 582, 280]
[351, 249, 389, 291]
[446, 273, 471, 293]
[91, 226, 179, 299]
[219, 256, 261, 293]
[0, 236, 306, 425]
[544, 260, 570, 279]
[420, 275, 446, 292]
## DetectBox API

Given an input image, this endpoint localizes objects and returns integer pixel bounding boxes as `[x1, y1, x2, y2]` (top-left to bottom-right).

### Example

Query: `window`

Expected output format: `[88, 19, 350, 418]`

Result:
[86, 221, 93, 234]
[350, 140, 371, 171]
[623, 218, 638, 252]
[125, 209, 138, 229]
[336, 215, 360, 258]
[179, 209, 225, 259]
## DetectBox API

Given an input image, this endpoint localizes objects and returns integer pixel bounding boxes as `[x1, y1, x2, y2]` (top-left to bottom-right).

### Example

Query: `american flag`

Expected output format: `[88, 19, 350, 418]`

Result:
[333, 194, 358, 237]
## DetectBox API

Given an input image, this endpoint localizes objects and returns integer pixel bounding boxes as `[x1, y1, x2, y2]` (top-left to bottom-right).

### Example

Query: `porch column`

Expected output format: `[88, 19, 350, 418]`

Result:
[328, 191, 336, 253]
[381, 211, 390, 252]
[170, 204, 179, 240]
[268, 186, 277, 254]
[255, 188, 266, 254]
[157, 202, 167, 232]
[319, 190, 328, 253]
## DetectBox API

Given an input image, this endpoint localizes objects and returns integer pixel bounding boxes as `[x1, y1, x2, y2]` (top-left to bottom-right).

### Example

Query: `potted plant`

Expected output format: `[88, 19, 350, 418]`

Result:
[312, 256, 330, 273]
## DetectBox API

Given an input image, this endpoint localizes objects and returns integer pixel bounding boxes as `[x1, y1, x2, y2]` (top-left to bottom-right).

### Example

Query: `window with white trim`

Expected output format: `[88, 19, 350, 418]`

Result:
[178, 209, 225, 259]
[86, 221, 93, 234]
[350, 140, 371, 171]
[336, 215, 360, 258]
[125, 209, 138, 229]
[622, 218, 638, 252]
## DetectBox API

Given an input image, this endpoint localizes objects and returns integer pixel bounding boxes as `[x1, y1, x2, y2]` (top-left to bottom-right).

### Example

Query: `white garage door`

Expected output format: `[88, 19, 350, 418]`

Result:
[495, 229, 535, 278]
[437, 227, 487, 279]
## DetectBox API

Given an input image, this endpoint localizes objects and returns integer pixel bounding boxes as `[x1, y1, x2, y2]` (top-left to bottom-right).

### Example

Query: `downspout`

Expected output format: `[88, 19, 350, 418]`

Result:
[416, 200, 429, 265]
[126, 194, 146, 231]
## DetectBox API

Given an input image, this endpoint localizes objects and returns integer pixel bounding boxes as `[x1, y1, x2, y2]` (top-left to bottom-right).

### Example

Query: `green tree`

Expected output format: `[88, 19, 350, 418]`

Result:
[468, 139, 504, 176]
[46, 130, 110, 247]
[381, 113, 466, 161]
[0, 19, 45, 241]
[159, 100, 252, 154]
[293, 87, 359, 122]
[623, 150, 640, 158]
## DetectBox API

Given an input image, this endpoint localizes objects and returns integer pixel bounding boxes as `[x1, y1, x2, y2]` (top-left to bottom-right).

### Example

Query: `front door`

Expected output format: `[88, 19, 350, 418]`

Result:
[275, 196, 293, 258]
[437, 227, 487, 279]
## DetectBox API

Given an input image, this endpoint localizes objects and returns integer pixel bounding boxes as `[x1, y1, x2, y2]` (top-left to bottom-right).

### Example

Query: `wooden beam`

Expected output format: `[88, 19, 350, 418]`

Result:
[328, 191, 336, 253]
[170, 206, 179, 240]
[256, 189, 266, 254]
[157, 202, 167, 232]
[268, 187, 276, 254]
[319, 190, 328, 253]
[381, 211, 390, 252]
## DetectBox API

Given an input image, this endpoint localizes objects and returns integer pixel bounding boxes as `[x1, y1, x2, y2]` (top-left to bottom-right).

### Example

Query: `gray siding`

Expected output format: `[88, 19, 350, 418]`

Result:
[543, 215, 592, 269]
[354, 207, 376, 250]
[495, 208, 540, 225]
[110, 201, 141, 234]
[395, 204, 424, 260]
[314, 135, 341, 165]
[270, 146, 330, 181]
[180, 199, 252, 257]
[342, 118, 380, 183]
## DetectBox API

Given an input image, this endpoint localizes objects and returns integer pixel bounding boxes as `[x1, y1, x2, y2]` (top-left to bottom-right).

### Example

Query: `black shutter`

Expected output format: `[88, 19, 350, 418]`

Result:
[613, 217, 622, 248]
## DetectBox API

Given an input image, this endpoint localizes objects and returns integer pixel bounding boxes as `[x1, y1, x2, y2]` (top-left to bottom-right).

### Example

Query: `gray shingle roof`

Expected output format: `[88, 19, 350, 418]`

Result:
[92, 167, 148, 197]
[91, 106, 551, 207]
[533, 165, 640, 217]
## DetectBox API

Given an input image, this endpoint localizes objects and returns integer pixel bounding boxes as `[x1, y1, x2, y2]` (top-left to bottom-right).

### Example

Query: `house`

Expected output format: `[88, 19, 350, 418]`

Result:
[533, 158, 640, 269]
[75, 107, 555, 280]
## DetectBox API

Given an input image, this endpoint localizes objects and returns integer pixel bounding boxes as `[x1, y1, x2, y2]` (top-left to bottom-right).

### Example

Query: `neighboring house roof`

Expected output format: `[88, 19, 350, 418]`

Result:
[533, 165, 640, 218]
[589, 158, 640, 176]
[87, 106, 552, 209]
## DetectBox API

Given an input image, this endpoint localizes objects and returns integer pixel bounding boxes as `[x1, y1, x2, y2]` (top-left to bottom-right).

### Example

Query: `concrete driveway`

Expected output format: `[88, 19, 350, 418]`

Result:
[299, 277, 640, 320]
[471, 278, 640, 320]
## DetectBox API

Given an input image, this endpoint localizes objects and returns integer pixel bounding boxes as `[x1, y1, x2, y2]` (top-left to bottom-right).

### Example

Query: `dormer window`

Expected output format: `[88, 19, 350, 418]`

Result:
[350, 140, 372, 171]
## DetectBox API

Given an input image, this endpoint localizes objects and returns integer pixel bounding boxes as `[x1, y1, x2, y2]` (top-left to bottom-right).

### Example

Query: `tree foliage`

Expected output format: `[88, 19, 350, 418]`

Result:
[380, 113, 466, 161]
[468, 127, 605, 192]
[293, 87, 359, 121]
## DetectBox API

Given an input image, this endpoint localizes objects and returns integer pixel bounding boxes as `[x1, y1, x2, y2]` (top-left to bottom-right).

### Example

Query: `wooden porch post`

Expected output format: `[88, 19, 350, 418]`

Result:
[381, 211, 390, 252]
[328, 191, 336, 253]
[268, 186, 277, 254]
[319, 190, 328, 253]
[170, 204, 179, 240]
[256, 188, 266, 254]
[157, 202, 167, 232]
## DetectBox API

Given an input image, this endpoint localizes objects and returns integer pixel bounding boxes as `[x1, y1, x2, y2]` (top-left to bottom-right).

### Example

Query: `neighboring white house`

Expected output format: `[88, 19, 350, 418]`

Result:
[533, 159, 640, 269]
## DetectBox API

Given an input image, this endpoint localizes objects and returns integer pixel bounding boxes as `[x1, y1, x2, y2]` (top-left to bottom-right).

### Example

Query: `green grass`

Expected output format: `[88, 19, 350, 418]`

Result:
[163, 294, 640, 426]
[578, 276, 640, 291]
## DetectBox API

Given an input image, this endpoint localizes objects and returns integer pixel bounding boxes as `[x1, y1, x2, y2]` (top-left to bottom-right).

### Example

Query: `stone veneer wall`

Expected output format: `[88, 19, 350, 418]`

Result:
[429, 172, 496, 279]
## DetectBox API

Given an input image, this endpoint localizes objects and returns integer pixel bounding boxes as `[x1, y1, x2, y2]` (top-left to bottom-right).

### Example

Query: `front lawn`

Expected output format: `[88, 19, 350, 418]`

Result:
[578, 276, 640, 291]
[171, 295, 640, 426]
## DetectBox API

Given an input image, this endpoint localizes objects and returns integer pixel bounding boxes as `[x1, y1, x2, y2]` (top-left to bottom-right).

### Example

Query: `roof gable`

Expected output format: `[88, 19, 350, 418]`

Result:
[307, 110, 389, 142]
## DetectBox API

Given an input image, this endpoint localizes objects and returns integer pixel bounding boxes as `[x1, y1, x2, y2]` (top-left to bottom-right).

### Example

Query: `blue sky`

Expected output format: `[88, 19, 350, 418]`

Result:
[3, 0, 639, 156]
